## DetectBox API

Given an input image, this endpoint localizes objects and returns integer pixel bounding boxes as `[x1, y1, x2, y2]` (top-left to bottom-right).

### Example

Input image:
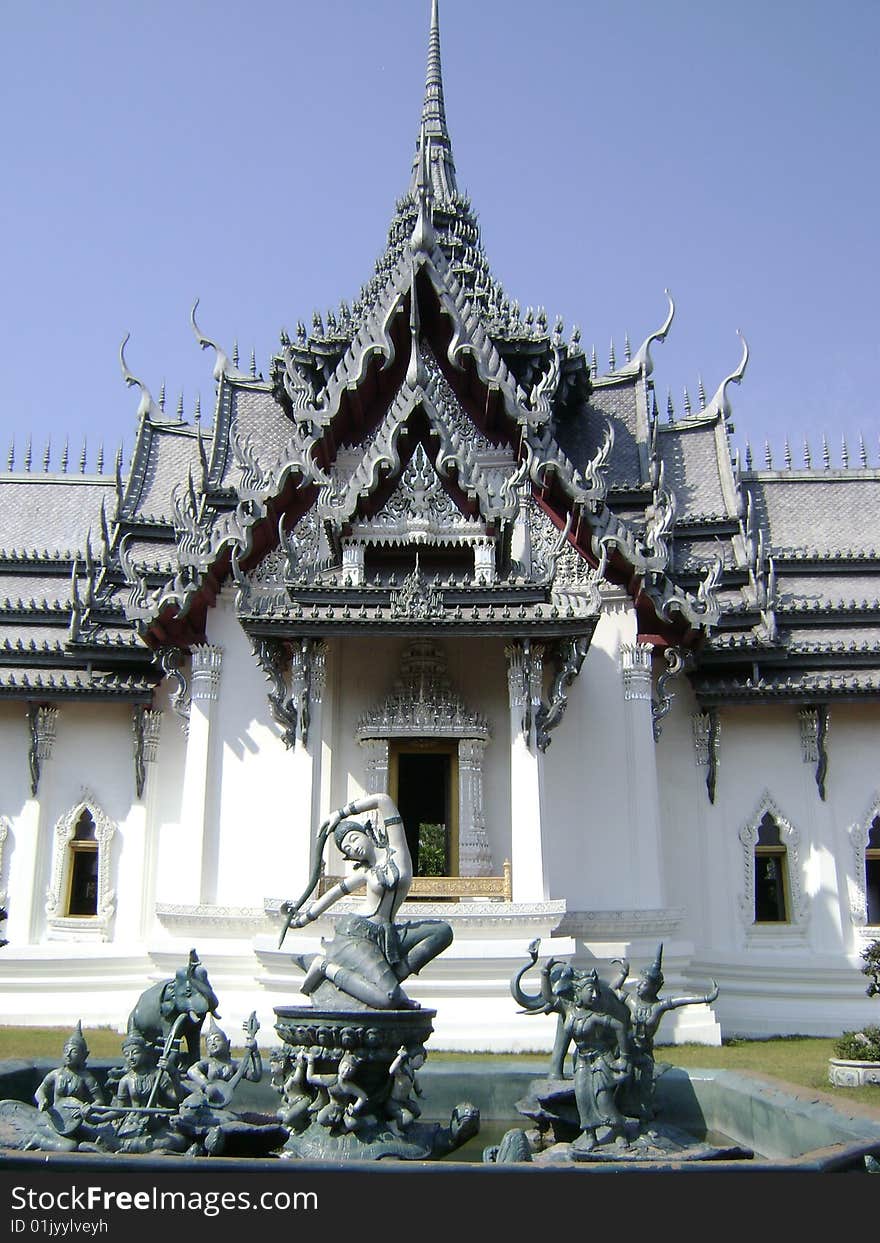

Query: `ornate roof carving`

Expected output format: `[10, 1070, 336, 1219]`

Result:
[356, 639, 490, 740]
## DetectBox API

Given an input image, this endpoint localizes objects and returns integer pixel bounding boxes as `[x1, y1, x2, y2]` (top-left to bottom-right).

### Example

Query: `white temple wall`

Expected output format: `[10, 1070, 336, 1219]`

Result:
[541, 598, 665, 913]
[193, 596, 312, 910]
[654, 679, 714, 948]
[0, 701, 41, 945]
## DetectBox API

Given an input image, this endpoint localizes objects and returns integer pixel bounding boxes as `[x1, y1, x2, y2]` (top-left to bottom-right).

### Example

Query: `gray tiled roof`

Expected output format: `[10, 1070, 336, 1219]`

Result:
[0, 477, 114, 555]
[776, 572, 880, 609]
[226, 387, 294, 479]
[659, 419, 733, 520]
[0, 573, 73, 606]
[745, 474, 880, 555]
[133, 428, 204, 522]
[555, 377, 644, 488]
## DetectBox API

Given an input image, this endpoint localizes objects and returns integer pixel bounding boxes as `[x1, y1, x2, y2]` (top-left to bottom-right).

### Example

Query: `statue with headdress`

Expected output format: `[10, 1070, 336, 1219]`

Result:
[34, 1022, 106, 1115]
[279, 792, 453, 1011]
[614, 943, 719, 1122]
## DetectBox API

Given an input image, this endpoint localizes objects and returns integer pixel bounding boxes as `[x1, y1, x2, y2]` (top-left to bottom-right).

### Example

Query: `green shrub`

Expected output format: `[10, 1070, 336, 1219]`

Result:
[862, 939, 880, 998]
[833, 1025, 880, 1061]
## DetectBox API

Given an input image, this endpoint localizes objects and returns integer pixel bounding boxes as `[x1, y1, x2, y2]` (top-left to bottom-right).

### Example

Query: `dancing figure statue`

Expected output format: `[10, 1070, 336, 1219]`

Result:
[305, 1050, 369, 1132]
[565, 969, 634, 1152]
[279, 793, 453, 1011]
[512, 939, 629, 1079]
[617, 944, 719, 1121]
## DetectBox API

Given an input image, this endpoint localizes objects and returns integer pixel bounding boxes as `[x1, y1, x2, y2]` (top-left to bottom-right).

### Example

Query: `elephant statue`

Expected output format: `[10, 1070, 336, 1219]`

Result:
[127, 949, 220, 1067]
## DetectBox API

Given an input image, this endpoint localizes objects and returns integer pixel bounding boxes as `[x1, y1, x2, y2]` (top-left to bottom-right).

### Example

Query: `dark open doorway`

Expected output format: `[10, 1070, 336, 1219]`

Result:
[395, 748, 453, 876]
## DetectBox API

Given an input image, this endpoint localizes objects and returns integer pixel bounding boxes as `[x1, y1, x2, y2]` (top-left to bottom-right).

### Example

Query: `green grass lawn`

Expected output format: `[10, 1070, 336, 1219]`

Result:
[2, 1026, 878, 1111]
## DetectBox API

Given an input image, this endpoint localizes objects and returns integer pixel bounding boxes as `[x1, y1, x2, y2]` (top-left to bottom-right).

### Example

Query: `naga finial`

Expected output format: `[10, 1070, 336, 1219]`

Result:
[190, 299, 247, 382]
[119, 334, 165, 423]
[631, 290, 675, 378]
[704, 330, 749, 423]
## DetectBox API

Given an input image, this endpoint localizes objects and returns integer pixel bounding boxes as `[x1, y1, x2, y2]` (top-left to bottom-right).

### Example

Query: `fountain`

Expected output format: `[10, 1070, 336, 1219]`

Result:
[1, 802, 879, 1172]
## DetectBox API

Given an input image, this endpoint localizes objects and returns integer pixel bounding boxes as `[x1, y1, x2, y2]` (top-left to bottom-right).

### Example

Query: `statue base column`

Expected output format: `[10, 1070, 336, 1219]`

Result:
[273, 1006, 480, 1161]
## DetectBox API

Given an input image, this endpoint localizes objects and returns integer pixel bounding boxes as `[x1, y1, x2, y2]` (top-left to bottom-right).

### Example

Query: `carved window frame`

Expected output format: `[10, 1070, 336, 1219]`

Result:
[738, 793, 807, 931]
[45, 794, 117, 941]
[847, 794, 880, 929]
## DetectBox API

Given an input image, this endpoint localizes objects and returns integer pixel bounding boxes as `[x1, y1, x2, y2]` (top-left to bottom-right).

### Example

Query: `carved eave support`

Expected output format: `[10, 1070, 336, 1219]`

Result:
[799, 705, 829, 801]
[26, 704, 59, 797]
[132, 705, 163, 799]
[252, 637, 325, 749]
[652, 646, 689, 741]
[693, 709, 721, 804]
[157, 647, 190, 735]
[251, 638, 298, 747]
[535, 635, 590, 752]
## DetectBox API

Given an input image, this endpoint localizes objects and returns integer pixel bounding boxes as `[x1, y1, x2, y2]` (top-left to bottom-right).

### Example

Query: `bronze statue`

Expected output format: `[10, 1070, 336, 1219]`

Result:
[616, 944, 719, 1121]
[34, 1022, 106, 1114]
[565, 969, 634, 1152]
[385, 1043, 425, 1132]
[185, 1013, 262, 1109]
[511, 938, 629, 1079]
[280, 793, 453, 1011]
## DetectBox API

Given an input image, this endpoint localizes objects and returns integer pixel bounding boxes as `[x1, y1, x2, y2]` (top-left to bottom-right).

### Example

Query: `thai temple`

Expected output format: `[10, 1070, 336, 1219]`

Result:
[0, 2, 878, 1049]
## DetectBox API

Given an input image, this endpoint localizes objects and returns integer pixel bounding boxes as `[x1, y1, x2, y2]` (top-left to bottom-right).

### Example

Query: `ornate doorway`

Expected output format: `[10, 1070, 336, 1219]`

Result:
[390, 740, 459, 877]
[357, 639, 492, 877]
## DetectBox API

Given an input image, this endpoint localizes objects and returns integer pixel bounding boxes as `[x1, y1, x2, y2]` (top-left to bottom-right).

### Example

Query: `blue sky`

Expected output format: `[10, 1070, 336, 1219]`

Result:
[1, 0, 877, 473]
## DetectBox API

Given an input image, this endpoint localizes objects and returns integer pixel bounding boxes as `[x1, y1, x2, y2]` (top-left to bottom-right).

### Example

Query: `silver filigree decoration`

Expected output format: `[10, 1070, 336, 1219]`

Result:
[798, 706, 829, 800]
[132, 706, 162, 799]
[692, 710, 720, 803]
[357, 639, 490, 741]
[389, 558, 445, 619]
[157, 647, 190, 735]
[620, 643, 653, 702]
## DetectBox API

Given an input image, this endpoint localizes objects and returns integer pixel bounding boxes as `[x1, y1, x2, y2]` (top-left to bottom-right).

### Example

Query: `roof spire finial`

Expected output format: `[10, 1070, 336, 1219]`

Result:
[411, 0, 458, 202]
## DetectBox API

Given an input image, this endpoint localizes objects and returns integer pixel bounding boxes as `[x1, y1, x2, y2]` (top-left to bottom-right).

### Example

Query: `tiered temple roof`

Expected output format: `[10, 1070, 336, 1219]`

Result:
[1, 0, 878, 709]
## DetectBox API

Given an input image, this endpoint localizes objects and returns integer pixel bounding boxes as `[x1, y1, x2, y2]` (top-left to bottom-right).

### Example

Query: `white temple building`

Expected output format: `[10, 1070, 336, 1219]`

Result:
[1, 3, 878, 1050]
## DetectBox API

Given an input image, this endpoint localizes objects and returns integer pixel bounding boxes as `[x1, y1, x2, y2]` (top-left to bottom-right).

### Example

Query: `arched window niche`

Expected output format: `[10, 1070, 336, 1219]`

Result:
[848, 798, 880, 929]
[45, 795, 117, 941]
[739, 793, 807, 935]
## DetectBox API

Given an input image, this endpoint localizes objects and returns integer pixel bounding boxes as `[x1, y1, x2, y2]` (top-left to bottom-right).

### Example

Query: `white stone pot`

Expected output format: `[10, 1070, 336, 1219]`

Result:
[828, 1058, 880, 1088]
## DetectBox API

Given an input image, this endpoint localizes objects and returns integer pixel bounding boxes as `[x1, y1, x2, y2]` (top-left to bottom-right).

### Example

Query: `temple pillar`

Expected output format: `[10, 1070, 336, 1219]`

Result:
[162, 645, 222, 904]
[458, 738, 492, 876]
[10, 707, 60, 943]
[620, 642, 665, 908]
[130, 708, 162, 938]
[285, 640, 328, 901]
[506, 641, 549, 902]
[361, 739, 390, 796]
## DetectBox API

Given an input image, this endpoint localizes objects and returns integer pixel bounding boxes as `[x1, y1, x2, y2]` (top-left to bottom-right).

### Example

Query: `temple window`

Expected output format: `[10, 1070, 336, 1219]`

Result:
[866, 816, 880, 925]
[66, 810, 99, 916]
[46, 796, 117, 941]
[754, 813, 788, 923]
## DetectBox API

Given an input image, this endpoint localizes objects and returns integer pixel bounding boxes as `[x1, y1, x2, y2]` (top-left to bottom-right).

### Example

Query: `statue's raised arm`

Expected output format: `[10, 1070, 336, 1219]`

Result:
[278, 794, 452, 1012]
